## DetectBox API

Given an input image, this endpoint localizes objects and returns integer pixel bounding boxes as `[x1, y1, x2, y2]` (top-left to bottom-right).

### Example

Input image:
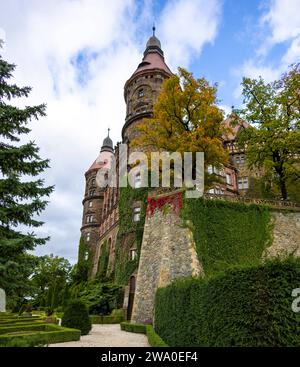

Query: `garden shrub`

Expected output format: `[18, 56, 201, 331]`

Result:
[155, 258, 300, 347]
[61, 300, 91, 335]
[120, 322, 168, 346]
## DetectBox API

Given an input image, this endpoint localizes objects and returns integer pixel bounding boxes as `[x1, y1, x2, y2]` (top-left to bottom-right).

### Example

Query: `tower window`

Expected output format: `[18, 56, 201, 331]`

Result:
[86, 232, 90, 242]
[130, 249, 137, 261]
[89, 201, 93, 208]
[236, 155, 245, 164]
[86, 215, 93, 223]
[134, 173, 141, 188]
[84, 250, 89, 261]
[238, 177, 249, 190]
[133, 207, 141, 222]
[138, 89, 144, 98]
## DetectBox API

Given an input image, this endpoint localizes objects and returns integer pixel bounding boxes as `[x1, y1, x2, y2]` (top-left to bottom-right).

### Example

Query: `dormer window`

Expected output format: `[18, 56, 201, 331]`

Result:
[138, 89, 144, 98]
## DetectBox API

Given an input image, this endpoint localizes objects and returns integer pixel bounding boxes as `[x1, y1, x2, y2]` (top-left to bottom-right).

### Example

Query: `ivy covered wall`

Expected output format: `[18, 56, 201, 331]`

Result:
[114, 186, 149, 285]
[182, 197, 272, 277]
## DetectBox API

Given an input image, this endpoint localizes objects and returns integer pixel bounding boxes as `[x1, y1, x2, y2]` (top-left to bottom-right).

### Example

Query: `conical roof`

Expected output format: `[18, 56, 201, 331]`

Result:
[130, 28, 172, 78]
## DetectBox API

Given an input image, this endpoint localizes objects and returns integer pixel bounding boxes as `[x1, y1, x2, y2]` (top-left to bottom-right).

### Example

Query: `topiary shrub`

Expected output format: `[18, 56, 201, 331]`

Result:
[61, 300, 91, 335]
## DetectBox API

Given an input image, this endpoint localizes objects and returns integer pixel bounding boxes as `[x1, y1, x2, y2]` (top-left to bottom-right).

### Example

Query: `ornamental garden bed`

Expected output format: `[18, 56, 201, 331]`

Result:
[0, 323, 80, 346]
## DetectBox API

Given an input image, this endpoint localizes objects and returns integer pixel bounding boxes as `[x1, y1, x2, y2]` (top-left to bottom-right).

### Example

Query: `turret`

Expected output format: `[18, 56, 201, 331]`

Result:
[122, 27, 172, 144]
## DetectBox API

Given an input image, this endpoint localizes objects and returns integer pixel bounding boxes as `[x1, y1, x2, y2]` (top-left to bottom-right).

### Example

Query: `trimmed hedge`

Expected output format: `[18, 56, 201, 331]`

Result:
[155, 258, 300, 347]
[0, 324, 80, 346]
[62, 300, 91, 335]
[120, 321, 146, 333]
[146, 325, 168, 347]
[90, 308, 124, 324]
[90, 315, 123, 324]
[120, 322, 168, 347]
[0, 316, 42, 324]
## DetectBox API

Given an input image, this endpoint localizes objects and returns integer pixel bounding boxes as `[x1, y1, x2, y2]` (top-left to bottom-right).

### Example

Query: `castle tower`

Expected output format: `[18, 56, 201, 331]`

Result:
[122, 27, 172, 144]
[80, 131, 114, 262]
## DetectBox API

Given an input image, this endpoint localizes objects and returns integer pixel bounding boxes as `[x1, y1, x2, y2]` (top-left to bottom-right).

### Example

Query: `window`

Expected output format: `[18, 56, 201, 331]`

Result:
[207, 165, 220, 175]
[138, 89, 144, 98]
[89, 201, 93, 208]
[134, 173, 141, 188]
[236, 155, 245, 164]
[84, 250, 89, 261]
[133, 207, 141, 222]
[86, 215, 93, 223]
[86, 232, 90, 242]
[130, 249, 137, 261]
[89, 190, 95, 196]
[91, 179, 96, 186]
[238, 177, 249, 190]
[226, 174, 232, 185]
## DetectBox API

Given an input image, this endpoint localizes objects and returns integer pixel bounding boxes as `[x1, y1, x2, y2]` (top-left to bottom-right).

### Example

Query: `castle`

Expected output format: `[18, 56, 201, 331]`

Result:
[78, 30, 256, 321]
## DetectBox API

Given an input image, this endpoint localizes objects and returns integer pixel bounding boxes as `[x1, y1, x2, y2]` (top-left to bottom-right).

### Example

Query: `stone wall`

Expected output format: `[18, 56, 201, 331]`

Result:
[131, 194, 300, 324]
[131, 208, 203, 324]
[0, 288, 6, 312]
[264, 211, 300, 259]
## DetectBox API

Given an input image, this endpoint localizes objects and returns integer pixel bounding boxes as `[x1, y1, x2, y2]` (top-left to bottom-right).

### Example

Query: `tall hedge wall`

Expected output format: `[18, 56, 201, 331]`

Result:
[155, 258, 300, 347]
[182, 197, 272, 276]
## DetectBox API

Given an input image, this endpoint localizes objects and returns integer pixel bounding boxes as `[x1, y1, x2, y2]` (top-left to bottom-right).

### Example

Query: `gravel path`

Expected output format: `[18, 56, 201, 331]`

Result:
[49, 324, 150, 347]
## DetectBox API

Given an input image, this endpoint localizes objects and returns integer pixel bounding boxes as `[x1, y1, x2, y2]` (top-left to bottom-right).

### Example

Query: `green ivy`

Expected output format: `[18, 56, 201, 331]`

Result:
[182, 197, 272, 277]
[114, 186, 149, 285]
[96, 240, 109, 281]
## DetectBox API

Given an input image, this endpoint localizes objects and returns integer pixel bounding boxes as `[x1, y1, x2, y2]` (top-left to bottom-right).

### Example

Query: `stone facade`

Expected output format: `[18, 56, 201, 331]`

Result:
[0, 288, 6, 313]
[131, 194, 203, 324]
[263, 211, 300, 259]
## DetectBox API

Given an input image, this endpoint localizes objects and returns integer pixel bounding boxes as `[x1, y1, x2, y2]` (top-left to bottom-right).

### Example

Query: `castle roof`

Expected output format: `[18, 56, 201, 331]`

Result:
[130, 28, 172, 78]
[100, 129, 114, 153]
[86, 130, 114, 172]
[222, 114, 251, 141]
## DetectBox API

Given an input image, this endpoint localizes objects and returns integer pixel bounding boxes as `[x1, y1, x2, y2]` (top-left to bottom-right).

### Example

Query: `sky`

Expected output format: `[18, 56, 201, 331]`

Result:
[0, 0, 299, 264]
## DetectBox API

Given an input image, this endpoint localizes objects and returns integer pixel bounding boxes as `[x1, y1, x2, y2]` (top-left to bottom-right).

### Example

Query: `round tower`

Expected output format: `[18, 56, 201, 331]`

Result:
[122, 28, 172, 144]
[80, 131, 114, 258]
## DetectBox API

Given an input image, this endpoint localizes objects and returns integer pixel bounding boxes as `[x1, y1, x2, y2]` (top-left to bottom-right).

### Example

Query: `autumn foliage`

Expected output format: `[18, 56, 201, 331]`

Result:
[130, 68, 229, 189]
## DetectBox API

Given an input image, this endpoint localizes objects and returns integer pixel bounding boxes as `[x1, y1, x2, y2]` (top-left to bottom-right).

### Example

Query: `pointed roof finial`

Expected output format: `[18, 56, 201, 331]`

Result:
[152, 23, 156, 36]
[108, 127, 110, 137]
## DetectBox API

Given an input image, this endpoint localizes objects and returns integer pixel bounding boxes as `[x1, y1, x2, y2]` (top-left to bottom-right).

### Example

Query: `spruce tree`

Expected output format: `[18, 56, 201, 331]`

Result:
[0, 42, 54, 307]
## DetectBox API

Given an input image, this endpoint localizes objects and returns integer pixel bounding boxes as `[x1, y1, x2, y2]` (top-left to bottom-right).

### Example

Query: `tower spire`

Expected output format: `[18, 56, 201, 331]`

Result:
[152, 23, 155, 36]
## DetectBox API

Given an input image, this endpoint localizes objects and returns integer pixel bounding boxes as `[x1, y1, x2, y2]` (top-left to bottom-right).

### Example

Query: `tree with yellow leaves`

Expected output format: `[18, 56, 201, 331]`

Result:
[130, 67, 229, 189]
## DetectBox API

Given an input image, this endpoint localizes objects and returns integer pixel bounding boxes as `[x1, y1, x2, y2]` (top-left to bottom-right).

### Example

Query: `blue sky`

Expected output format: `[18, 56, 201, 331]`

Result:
[0, 0, 299, 263]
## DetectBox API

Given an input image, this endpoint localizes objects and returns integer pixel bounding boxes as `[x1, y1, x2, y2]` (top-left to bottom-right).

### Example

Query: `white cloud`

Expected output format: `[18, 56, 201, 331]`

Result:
[0, 0, 223, 263]
[233, 0, 300, 101]
[158, 0, 222, 69]
[260, 0, 300, 65]
[261, 0, 300, 44]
